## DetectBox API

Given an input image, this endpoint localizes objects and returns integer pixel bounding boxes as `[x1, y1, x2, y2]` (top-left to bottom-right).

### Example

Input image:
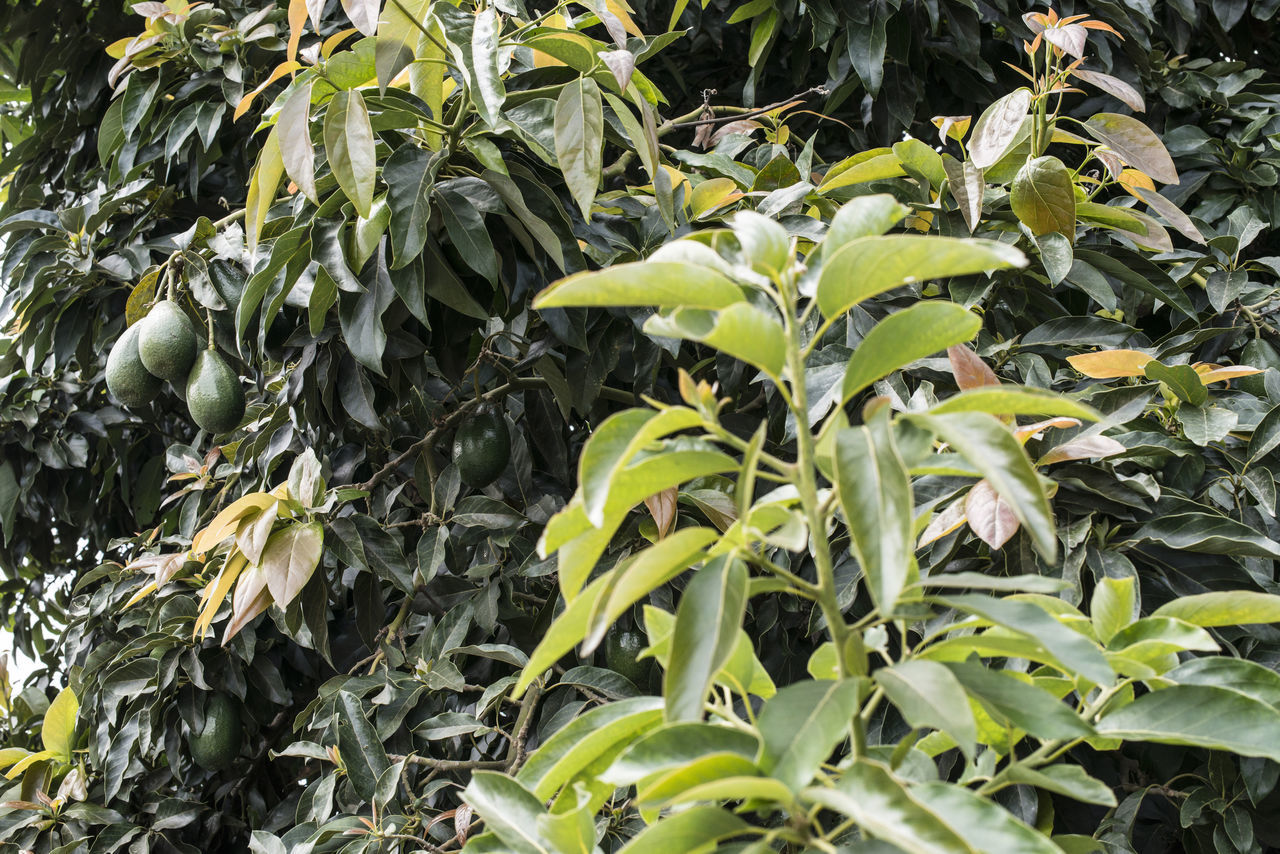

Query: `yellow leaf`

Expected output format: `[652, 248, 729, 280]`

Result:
[233, 61, 300, 123]
[41, 687, 78, 762]
[122, 581, 159, 609]
[1195, 364, 1264, 385]
[287, 0, 307, 62]
[1118, 167, 1156, 200]
[191, 493, 278, 556]
[194, 551, 248, 640]
[1067, 349, 1154, 379]
[105, 36, 135, 60]
[4, 749, 53, 780]
[0, 748, 31, 770]
[605, 0, 644, 37]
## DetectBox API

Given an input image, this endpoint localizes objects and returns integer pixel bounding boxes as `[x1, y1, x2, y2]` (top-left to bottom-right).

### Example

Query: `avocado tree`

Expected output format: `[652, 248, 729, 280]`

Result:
[3, 0, 1280, 852]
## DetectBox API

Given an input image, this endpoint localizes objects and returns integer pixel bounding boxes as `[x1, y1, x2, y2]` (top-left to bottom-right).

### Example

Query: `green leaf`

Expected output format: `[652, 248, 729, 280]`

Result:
[944, 661, 1094, 741]
[436, 183, 498, 282]
[384, 145, 443, 266]
[469, 6, 506, 127]
[817, 152, 906, 192]
[515, 528, 718, 696]
[323, 90, 376, 218]
[1011, 156, 1076, 238]
[374, 0, 430, 92]
[261, 521, 324, 608]
[834, 418, 913, 614]
[1153, 591, 1280, 627]
[1107, 617, 1218, 657]
[936, 594, 1114, 686]
[802, 761, 976, 852]
[1004, 763, 1117, 806]
[928, 387, 1099, 421]
[816, 236, 1026, 320]
[336, 691, 390, 802]
[1175, 403, 1237, 447]
[968, 88, 1033, 169]
[1034, 231, 1074, 285]
[644, 304, 786, 380]
[245, 126, 284, 253]
[1143, 361, 1207, 406]
[943, 155, 984, 233]
[665, 557, 748, 722]
[876, 660, 978, 758]
[894, 138, 947, 189]
[912, 781, 1065, 852]
[1082, 113, 1179, 184]
[825, 194, 910, 249]
[277, 81, 317, 204]
[1096, 685, 1280, 762]
[463, 771, 551, 854]
[534, 262, 745, 310]
[1166, 657, 1280, 708]
[516, 697, 664, 800]
[842, 302, 981, 403]
[554, 77, 604, 219]
[756, 679, 865, 791]
[1090, 577, 1136, 645]
[907, 412, 1056, 561]
[41, 687, 78, 762]
[578, 408, 702, 528]
[603, 723, 760, 786]
[1130, 511, 1280, 559]
[614, 805, 749, 854]
[636, 753, 762, 807]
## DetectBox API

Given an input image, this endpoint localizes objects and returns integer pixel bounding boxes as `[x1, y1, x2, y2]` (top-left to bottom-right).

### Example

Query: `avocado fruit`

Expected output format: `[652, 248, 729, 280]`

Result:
[188, 693, 243, 772]
[137, 300, 198, 383]
[452, 409, 510, 487]
[105, 322, 162, 408]
[604, 627, 651, 686]
[186, 348, 245, 434]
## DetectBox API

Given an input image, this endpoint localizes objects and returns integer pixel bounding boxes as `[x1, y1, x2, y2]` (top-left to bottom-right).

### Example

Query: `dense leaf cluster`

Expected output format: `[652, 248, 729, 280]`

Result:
[0, 1, 1278, 852]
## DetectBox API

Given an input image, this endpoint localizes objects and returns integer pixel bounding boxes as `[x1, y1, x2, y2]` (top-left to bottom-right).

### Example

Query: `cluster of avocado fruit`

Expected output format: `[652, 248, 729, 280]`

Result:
[105, 299, 246, 434]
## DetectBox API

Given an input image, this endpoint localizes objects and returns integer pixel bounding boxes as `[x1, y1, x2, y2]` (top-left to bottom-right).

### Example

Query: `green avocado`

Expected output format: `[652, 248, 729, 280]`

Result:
[186, 348, 245, 434]
[105, 322, 162, 408]
[1239, 339, 1280, 398]
[452, 409, 510, 487]
[188, 693, 243, 772]
[137, 300, 198, 383]
[604, 628, 651, 686]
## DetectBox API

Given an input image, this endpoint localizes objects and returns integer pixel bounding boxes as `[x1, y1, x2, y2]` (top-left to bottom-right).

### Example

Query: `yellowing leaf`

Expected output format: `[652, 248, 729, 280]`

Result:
[41, 687, 78, 763]
[245, 127, 284, 254]
[1066, 349, 1154, 379]
[191, 492, 278, 556]
[195, 552, 248, 640]
[1195, 364, 1264, 384]
[234, 61, 300, 123]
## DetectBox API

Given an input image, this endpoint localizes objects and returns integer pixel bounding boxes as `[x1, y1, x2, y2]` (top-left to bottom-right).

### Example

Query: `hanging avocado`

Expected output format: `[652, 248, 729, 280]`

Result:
[452, 408, 510, 487]
[186, 348, 245, 434]
[187, 693, 243, 772]
[137, 300, 198, 383]
[105, 322, 163, 408]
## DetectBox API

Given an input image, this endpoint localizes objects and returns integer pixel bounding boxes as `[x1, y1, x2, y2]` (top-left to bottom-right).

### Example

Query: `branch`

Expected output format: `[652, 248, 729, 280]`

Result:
[390, 754, 507, 772]
[666, 87, 829, 129]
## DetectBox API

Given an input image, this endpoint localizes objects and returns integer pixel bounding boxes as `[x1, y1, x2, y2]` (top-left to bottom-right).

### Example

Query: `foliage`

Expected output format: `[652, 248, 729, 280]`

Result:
[1, 0, 1280, 852]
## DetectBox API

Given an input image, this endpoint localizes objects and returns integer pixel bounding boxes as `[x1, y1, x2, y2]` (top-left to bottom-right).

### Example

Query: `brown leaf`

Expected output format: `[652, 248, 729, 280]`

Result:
[947, 345, 1000, 390]
[710, 119, 763, 146]
[964, 480, 1020, 550]
[644, 487, 678, 539]
[599, 49, 635, 92]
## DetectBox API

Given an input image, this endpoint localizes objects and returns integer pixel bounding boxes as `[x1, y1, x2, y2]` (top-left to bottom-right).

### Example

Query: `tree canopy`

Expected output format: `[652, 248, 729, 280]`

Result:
[2, 1, 1280, 852]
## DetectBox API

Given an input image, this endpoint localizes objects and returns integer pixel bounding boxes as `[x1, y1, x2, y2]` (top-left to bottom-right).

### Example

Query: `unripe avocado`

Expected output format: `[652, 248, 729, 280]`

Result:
[137, 300, 198, 383]
[452, 409, 510, 487]
[105, 322, 162, 408]
[605, 627, 651, 686]
[188, 693, 242, 771]
[186, 348, 245, 434]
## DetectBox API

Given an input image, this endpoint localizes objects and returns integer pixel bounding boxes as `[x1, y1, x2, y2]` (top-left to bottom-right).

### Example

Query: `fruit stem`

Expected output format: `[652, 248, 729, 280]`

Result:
[205, 309, 215, 349]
